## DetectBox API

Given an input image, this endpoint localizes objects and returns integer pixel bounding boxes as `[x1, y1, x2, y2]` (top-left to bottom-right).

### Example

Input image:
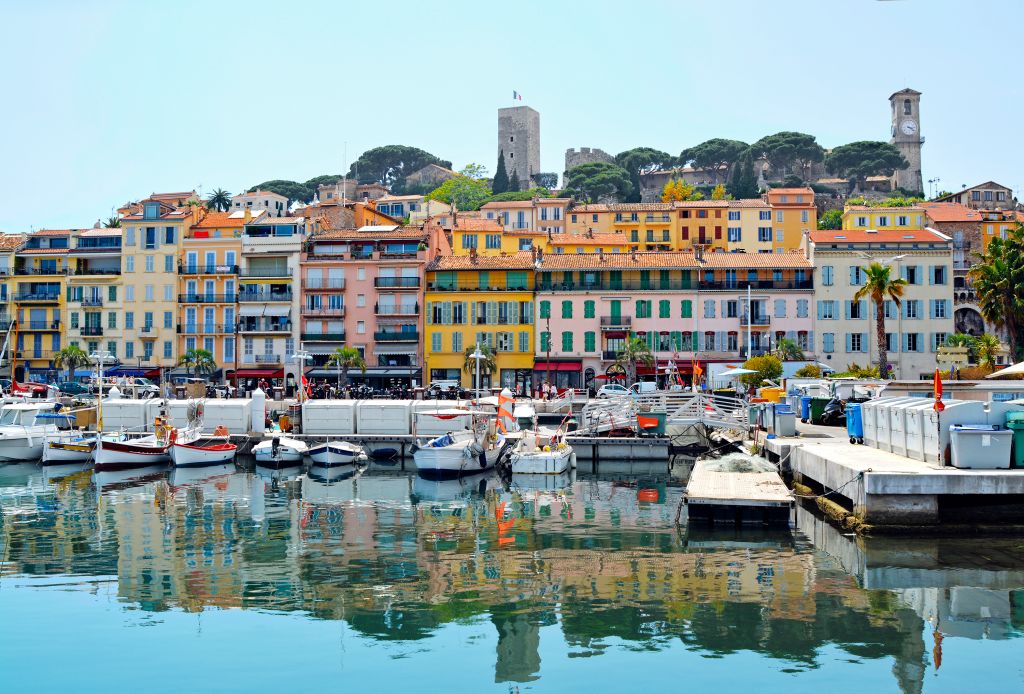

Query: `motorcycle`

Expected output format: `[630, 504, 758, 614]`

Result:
[819, 395, 847, 427]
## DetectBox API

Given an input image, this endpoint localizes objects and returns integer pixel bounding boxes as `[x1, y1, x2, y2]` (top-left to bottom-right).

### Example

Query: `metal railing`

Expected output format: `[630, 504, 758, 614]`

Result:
[538, 280, 691, 292]
[374, 331, 419, 342]
[238, 291, 293, 302]
[428, 283, 531, 291]
[254, 354, 283, 364]
[179, 264, 239, 275]
[23, 321, 61, 331]
[739, 315, 771, 326]
[80, 326, 104, 336]
[238, 268, 291, 278]
[71, 268, 121, 276]
[302, 278, 346, 290]
[14, 267, 67, 276]
[80, 298, 104, 307]
[237, 323, 291, 333]
[599, 315, 632, 328]
[178, 293, 237, 303]
[374, 277, 421, 288]
[13, 293, 60, 302]
[375, 303, 419, 316]
[178, 323, 234, 334]
[301, 307, 345, 317]
[700, 280, 813, 291]
[300, 332, 346, 342]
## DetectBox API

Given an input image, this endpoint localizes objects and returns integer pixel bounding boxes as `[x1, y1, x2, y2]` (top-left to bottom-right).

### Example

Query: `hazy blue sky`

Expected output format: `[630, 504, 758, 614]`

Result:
[1, 0, 1020, 231]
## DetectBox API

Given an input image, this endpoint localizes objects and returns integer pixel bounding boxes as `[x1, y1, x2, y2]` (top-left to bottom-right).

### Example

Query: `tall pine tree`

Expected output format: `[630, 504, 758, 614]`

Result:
[728, 151, 759, 199]
[492, 150, 510, 194]
[508, 168, 521, 192]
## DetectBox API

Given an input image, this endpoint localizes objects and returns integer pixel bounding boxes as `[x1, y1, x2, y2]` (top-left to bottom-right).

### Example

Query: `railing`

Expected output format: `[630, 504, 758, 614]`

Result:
[24, 321, 61, 330]
[72, 268, 121, 276]
[238, 323, 292, 333]
[178, 323, 234, 334]
[300, 332, 346, 342]
[14, 293, 60, 302]
[739, 315, 771, 326]
[80, 298, 104, 307]
[375, 303, 419, 316]
[178, 293, 237, 303]
[301, 307, 345, 317]
[645, 215, 672, 223]
[601, 350, 620, 361]
[302, 278, 346, 290]
[238, 268, 291, 278]
[254, 354, 282, 364]
[613, 216, 639, 224]
[374, 277, 421, 288]
[378, 251, 420, 259]
[374, 331, 419, 342]
[238, 292, 293, 302]
[14, 267, 67, 276]
[18, 350, 57, 361]
[179, 264, 239, 275]
[538, 280, 691, 292]
[138, 325, 156, 334]
[428, 283, 531, 292]
[80, 326, 103, 336]
[599, 315, 632, 329]
[700, 280, 813, 291]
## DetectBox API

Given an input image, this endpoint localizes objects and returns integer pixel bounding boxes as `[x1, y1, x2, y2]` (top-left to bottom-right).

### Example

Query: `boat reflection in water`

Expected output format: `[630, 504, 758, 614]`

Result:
[1, 464, 1023, 692]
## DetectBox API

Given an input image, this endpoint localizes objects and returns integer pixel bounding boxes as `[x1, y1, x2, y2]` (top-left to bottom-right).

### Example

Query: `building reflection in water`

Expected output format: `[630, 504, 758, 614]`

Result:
[2, 463, 1023, 693]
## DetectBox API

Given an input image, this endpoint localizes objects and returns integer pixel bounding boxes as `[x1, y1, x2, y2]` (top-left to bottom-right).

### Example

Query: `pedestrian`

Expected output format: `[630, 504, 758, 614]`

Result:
[542, 381, 550, 401]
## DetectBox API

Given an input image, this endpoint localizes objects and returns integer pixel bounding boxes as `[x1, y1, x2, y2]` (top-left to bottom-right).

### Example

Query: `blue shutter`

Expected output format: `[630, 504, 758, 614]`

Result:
[816, 301, 823, 319]
[859, 333, 867, 353]
[849, 267, 857, 285]
[845, 333, 852, 352]
[858, 300, 866, 319]
[844, 301, 850, 320]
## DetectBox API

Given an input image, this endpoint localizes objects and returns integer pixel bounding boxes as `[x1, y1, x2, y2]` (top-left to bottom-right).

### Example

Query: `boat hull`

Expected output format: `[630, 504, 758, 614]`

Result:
[171, 442, 237, 467]
[42, 440, 95, 465]
[510, 447, 573, 475]
[308, 442, 365, 467]
[413, 443, 505, 477]
[94, 441, 171, 469]
[0, 438, 44, 463]
[253, 437, 308, 467]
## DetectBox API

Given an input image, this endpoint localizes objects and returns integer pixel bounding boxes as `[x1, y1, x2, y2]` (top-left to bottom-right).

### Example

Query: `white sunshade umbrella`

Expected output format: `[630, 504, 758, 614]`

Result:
[718, 367, 758, 378]
[986, 361, 1024, 378]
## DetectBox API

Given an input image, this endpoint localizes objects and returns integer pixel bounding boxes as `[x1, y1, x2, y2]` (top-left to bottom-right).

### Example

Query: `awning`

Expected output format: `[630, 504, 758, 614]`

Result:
[105, 367, 148, 377]
[239, 304, 290, 316]
[533, 361, 582, 372]
[228, 368, 283, 379]
[74, 368, 94, 377]
[604, 331, 627, 339]
[374, 344, 417, 355]
[165, 368, 223, 380]
[306, 367, 420, 379]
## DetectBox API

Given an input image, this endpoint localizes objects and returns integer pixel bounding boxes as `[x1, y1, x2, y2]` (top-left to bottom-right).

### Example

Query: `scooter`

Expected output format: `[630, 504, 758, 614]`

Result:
[819, 395, 847, 427]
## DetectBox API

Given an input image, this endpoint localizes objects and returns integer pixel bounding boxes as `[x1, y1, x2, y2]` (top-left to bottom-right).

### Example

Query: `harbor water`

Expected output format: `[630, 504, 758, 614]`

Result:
[2, 460, 1023, 693]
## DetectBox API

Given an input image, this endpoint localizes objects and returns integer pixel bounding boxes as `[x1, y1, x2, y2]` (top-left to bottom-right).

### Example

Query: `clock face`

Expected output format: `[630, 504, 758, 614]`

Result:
[900, 119, 917, 136]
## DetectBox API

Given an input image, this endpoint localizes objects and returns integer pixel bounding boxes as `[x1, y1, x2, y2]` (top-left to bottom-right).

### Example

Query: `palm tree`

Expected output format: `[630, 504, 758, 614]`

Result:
[854, 261, 907, 380]
[207, 188, 232, 212]
[462, 344, 497, 392]
[945, 332, 978, 363]
[975, 333, 1003, 370]
[614, 335, 654, 385]
[180, 348, 216, 379]
[103, 216, 121, 228]
[970, 227, 1024, 360]
[771, 337, 805, 361]
[326, 346, 367, 390]
[53, 345, 90, 383]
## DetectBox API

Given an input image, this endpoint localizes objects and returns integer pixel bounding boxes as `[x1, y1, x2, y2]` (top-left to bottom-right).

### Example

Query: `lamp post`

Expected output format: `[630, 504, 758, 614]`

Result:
[291, 350, 312, 401]
[469, 342, 485, 398]
[90, 350, 113, 449]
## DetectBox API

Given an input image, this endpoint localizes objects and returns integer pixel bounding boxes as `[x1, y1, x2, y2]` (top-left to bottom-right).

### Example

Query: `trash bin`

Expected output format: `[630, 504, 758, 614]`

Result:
[773, 403, 796, 437]
[846, 403, 864, 444]
[800, 396, 812, 423]
[948, 424, 1012, 469]
[809, 397, 830, 425]
[636, 411, 666, 436]
[1005, 412, 1024, 468]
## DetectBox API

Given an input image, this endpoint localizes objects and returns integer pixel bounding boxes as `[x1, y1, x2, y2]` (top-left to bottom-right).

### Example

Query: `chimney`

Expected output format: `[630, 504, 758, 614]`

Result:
[243, 208, 252, 224]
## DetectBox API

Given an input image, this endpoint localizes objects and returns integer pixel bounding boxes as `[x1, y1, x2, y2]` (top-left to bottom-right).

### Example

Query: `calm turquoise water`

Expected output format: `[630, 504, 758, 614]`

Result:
[1, 460, 1023, 693]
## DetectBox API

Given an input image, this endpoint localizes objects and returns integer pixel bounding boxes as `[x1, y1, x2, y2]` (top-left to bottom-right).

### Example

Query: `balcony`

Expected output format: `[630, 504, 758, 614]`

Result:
[138, 326, 158, 339]
[18, 350, 57, 362]
[301, 306, 345, 317]
[254, 354, 283, 364]
[80, 297, 104, 307]
[602, 350, 621, 361]
[378, 250, 420, 259]
[300, 332, 346, 342]
[14, 267, 67, 276]
[538, 280, 690, 292]
[699, 279, 813, 291]
[600, 315, 632, 330]
[645, 215, 672, 224]
[302, 278, 346, 290]
[374, 277, 421, 289]
[178, 323, 234, 334]
[613, 216, 640, 226]
[238, 322, 292, 334]
[238, 268, 291, 278]
[178, 293, 237, 303]
[429, 282, 532, 292]
[80, 326, 104, 336]
[238, 291, 293, 302]
[375, 303, 419, 316]
[22, 321, 61, 331]
[739, 315, 771, 327]
[71, 268, 121, 277]
[178, 264, 239, 275]
[13, 293, 60, 303]
[374, 330, 419, 342]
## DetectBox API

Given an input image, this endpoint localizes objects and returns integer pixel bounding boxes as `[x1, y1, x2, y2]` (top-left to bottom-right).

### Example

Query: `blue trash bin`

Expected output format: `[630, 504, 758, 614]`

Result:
[846, 402, 864, 444]
[800, 396, 812, 423]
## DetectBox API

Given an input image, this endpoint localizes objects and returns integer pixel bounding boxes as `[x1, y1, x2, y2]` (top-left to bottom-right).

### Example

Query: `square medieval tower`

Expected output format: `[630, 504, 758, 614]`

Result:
[498, 106, 540, 191]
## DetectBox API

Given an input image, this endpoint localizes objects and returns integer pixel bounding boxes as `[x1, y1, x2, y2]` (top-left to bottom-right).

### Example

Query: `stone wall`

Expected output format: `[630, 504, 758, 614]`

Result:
[564, 147, 613, 173]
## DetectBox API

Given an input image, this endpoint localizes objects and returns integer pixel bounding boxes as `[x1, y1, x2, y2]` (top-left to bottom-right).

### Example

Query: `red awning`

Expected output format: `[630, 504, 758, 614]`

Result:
[229, 368, 284, 379]
[533, 361, 582, 372]
[604, 331, 627, 338]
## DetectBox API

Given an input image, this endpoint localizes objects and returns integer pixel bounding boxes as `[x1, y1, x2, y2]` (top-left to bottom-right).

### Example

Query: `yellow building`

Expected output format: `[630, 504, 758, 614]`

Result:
[842, 205, 926, 230]
[66, 228, 124, 365]
[566, 203, 679, 251]
[0, 234, 23, 338]
[545, 231, 630, 255]
[722, 199, 777, 253]
[442, 218, 531, 256]
[178, 210, 248, 378]
[424, 252, 535, 391]
[980, 209, 1022, 253]
[12, 230, 70, 380]
[763, 188, 816, 251]
[120, 197, 201, 371]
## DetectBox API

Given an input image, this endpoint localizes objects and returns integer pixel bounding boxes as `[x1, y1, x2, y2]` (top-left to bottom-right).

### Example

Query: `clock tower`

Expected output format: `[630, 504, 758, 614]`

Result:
[889, 88, 923, 194]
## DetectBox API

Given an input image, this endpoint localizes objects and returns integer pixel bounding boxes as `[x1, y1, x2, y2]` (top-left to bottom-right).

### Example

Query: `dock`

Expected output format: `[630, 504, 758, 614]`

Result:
[684, 456, 794, 525]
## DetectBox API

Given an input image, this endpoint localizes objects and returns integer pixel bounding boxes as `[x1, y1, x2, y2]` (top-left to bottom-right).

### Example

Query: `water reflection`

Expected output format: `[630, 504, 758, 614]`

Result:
[1, 462, 1022, 692]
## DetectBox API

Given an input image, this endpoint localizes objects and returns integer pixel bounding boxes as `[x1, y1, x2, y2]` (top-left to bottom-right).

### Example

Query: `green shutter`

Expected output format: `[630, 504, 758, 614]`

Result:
[540, 301, 550, 319]
[610, 300, 621, 320]
[681, 300, 692, 318]
[660, 270, 671, 289]
[681, 270, 691, 289]
[691, 332, 699, 351]
[584, 331, 596, 352]
[640, 271, 650, 289]
[635, 300, 644, 317]
[609, 271, 622, 290]
[562, 331, 573, 351]
[659, 300, 670, 318]
[562, 300, 573, 319]
[584, 300, 595, 318]
[540, 331, 550, 352]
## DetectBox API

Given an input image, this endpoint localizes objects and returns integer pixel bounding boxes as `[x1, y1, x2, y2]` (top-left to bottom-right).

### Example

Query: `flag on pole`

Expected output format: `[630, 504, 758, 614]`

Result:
[512, 90, 522, 101]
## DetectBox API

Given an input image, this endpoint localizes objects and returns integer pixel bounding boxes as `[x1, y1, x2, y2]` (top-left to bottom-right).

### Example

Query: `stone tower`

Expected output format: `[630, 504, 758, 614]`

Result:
[497, 106, 540, 190]
[889, 88, 924, 194]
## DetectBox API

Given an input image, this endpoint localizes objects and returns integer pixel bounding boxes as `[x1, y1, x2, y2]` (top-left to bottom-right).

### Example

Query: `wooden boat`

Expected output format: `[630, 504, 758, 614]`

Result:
[171, 440, 237, 467]
[307, 440, 367, 467]
[0, 403, 75, 463]
[93, 432, 171, 470]
[42, 433, 96, 465]
[253, 436, 308, 467]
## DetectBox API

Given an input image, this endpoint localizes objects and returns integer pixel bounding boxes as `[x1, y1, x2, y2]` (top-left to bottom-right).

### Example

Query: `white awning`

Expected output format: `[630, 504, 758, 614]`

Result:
[374, 344, 417, 355]
[239, 304, 290, 316]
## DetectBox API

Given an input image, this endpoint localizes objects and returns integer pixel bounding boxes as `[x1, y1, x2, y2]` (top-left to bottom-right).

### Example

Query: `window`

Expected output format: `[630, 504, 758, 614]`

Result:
[972, 191, 981, 201]
[897, 216, 908, 226]
[224, 337, 235, 362]
[125, 342, 134, 359]
[580, 300, 595, 319]
[984, 190, 993, 201]
[933, 332, 948, 352]
[878, 216, 888, 227]
[126, 256, 134, 272]
[561, 300, 573, 319]
[704, 300, 715, 318]
[539, 331, 550, 352]
[145, 256, 154, 272]
[823, 333, 834, 353]
[932, 266, 946, 284]
[452, 332, 463, 352]
[164, 255, 173, 272]
[822, 265, 833, 286]
[144, 285, 154, 301]
[848, 300, 864, 319]
[681, 300, 692, 318]
[70, 312, 79, 329]
[932, 299, 948, 319]
[776, 211, 783, 223]
[850, 266, 864, 285]
[108, 285, 117, 302]
[758, 227, 772, 242]
[659, 300, 670, 318]
[636, 300, 652, 318]
[886, 333, 898, 352]
[485, 234, 501, 249]
[163, 341, 172, 359]
[125, 227, 135, 246]
[431, 332, 442, 352]
[539, 300, 550, 319]
[125, 312, 134, 329]
[905, 333, 921, 352]
[165, 227, 175, 244]
[164, 285, 173, 301]
[856, 216, 868, 227]
[357, 321, 365, 334]
[997, 191, 1007, 202]
[759, 211, 770, 221]
[727, 227, 741, 242]
[107, 312, 116, 329]
[561, 332, 573, 352]
[848, 333, 863, 352]
[728, 211, 740, 221]
[903, 265, 919, 284]
[801, 210, 809, 223]
[144, 311, 153, 329]
[517, 332, 528, 353]
[461, 234, 478, 249]
[774, 299, 786, 318]
[904, 299, 921, 319]
[797, 299, 808, 318]
[818, 300, 836, 320]
[164, 311, 172, 328]
[726, 300, 738, 318]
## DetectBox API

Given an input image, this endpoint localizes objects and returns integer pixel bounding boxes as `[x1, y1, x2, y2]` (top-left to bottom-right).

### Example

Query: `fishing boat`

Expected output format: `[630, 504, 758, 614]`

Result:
[509, 429, 574, 475]
[42, 432, 96, 465]
[307, 440, 367, 467]
[253, 435, 309, 467]
[413, 389, 517, 476]
[0, 402, 76, 462]
[93, 431, 172, 470]
[170, 439, 237, 467]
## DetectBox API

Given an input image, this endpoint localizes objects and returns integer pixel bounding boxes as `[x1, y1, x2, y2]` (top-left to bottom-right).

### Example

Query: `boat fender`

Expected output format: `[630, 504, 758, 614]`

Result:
[463, 446, 474, 461]
[469, 442, 484, 456]
[169, 428, 178, 444]
[479, 449, 487, 468]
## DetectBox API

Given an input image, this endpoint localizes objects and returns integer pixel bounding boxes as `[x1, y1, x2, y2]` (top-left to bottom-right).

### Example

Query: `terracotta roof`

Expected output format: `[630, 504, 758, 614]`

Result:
[919, 202, 982, 223]
[149, 191, 196, 202]
[537, 198, 571, 204]
[480, 200, 538, 209]
[438, 218, 505, 232]
[809, 228, 951, 244]
[233, 190, 286, 199]
[427, 251, 536, 271]
[16, 247, 70, 255]
[193, 211, 249, 229]
[728, 199, 770, 208]
[548, 233, 628, 245]
[28, 229, 72, 237]
[766, 187, 815, 195]
[312, 227, 426, 241]
[377, 194, 425, 202]
[538, 250, 810, 271]
[675, 200, 730, 208]
[845, 204, 924, 212]
[697, 251, 811, 269]
[246, 216, 305, 225]
[0, 234, 24, 251]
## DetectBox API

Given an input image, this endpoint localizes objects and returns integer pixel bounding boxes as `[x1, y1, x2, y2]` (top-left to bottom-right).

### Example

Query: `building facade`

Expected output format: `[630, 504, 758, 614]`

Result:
[67, 228, 124, 367]
[933, 181, 1016, 211]
[12, 230, 69, 379]
[230, 190, 288, 217]
[497, 106, 540, 190]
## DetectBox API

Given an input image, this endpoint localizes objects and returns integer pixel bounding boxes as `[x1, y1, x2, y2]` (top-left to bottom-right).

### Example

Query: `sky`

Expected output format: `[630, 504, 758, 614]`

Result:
[0, 0, 1021, 231]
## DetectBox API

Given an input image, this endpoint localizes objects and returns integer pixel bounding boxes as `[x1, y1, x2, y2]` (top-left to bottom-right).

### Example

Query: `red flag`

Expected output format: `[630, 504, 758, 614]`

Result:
[933, 368, 945, 412]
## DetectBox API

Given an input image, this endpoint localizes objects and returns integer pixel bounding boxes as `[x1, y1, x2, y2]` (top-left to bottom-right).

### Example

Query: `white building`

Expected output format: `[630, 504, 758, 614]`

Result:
[231, 190, 288, 218]
[806, 228, 954, 380]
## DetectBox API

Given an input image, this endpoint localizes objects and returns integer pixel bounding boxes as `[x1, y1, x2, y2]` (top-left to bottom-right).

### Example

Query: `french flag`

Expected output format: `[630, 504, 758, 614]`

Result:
[513, 90, 522, 101]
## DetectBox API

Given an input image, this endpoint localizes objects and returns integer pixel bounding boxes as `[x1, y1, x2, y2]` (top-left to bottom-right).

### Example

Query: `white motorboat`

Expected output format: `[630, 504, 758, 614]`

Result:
[413, 427, 506, 476]
[42, 432, 96, 465]
[509, 429, 574, 475]
[0, 403, 75, 462]
[253, 436, 309, 467]
[171, 440, 237, 467]
[307, 440, 367, 467]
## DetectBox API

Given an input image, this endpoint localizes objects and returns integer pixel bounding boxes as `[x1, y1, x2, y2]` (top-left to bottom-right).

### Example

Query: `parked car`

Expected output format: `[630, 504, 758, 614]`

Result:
[628, 381, 658, 397]
[56, 381, 90, 396]
[597, 383, 629, 398]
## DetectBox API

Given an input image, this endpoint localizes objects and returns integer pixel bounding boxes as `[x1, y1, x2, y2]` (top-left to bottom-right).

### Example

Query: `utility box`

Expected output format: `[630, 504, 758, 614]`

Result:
[949, 424, 1012, 469]
[1005, 411, 1024, 468]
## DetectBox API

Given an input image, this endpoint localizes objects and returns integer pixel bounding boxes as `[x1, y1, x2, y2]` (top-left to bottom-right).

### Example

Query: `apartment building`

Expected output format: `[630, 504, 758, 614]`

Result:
[763, 188, 816, 251]
[480, 198, 571, 235]
[230, 190, 288, 217]
[11, 230, 69, 379]
[66, 228, 124, 364]
[806, 228, 954, 379]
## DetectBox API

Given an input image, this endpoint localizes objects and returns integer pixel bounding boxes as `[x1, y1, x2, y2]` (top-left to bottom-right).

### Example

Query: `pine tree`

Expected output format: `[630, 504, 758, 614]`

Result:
[509, 168, 521, 192]
[728, 152, 759, 199]
[492, 150, 510, 194]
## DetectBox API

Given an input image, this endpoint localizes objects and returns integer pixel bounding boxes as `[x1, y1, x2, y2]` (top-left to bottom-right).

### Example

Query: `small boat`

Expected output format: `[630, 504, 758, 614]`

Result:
[509, 429, 574, 475]
[42, 434, 96, 465]
[253, 436, 309, 467]
[171, 440, 237, 467]
[93, 432, 172, 470]
[413, 427, 506, 476]
[307, 440, 367, 467]
[0, 403, 75, 462]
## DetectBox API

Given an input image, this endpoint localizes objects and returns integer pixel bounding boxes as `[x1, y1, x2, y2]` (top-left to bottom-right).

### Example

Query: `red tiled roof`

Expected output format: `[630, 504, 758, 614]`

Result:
[698, 250, 811, 269]
[675, 200, 730, 208]
[766, 187, 815, 195]
[438, 218, 505, 232]
[193, 211, 249, 229]
[16, 247, 70, 255]
[548, 233, 628, 245]
[480, 200, 539, 209]
[728, 199, 770, 208]
[809, 228, 950, 244]
[313, 227, 427, 241]
[0, 234, 24, 251]
[537, 250, 811, 271]
[919, 202, 982, 223]
[427, 251, 536, 271]
[28, 229, 72, 237]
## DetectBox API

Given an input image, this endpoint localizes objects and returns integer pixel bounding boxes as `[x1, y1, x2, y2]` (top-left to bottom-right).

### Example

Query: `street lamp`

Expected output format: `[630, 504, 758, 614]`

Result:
[290, 350, 312, 401]
[90, 350, 113, 439]
[469, 342, 486, 398]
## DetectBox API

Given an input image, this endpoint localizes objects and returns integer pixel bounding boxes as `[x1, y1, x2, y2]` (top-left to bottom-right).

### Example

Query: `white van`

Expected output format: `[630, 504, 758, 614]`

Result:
[628, 382, 658, 397]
